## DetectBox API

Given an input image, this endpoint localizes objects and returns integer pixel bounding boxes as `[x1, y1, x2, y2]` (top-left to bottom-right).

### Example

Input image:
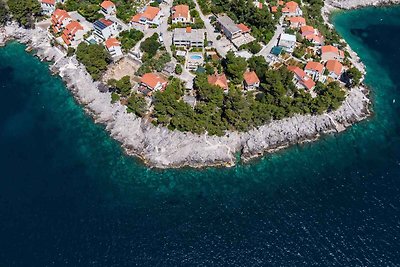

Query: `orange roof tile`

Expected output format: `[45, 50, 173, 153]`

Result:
[278, 0, 284, 5]
[321, 45, 339, 54]
[325, 60, 343, 76]
[302, 78, 315, 90]
[257, 2, 263, 9]
[283, 1, 298, 13]
[243, 71, 260, 85]
[141, 73, 167, 89]
[61, 34, 71, 45]
[271, 6, 278, 12]
[305, 61, 324, 74]
[300, 25, 314, 35]
[63, 21, 83, 36]
[172, 4, 189, 19]
[42, 0, 55, 5]
[52, 9, 70, 23]
[237, 23, 251, 33]
[208, 73, 228, 90]
[288, 16, 305, 24]
[105, 37, 120, 49]
[101, 0, 115, 9]
[306, 34, 323, 44]
[186, 26, 192, 33]
[143, 6, 161, 20]
[288, 66, 315, 90]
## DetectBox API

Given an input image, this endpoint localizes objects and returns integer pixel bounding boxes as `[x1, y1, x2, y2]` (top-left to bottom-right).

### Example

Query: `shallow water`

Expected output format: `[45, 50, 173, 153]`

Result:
[1, 6, 400, 266]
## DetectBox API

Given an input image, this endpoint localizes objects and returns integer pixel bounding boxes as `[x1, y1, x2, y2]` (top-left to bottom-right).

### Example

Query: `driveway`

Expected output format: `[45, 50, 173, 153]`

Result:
[257, 17, 284, 62]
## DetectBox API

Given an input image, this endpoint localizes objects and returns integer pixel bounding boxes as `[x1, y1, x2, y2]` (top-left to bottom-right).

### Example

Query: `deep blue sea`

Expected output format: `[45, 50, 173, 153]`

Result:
[1, 6, 400, 266]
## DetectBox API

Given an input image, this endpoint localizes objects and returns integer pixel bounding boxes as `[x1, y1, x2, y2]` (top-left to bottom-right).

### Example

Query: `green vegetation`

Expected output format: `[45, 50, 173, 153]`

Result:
[64, 0, 103, 22]
[240, 41, 262, 54]
[0, 1, 9, 25]
[211, 0, 277, 43]
[149, 54, 347, 136]
[345, 67, 363, 87]
[175, 64, 183, 75]
[66, 47, 75, 57]
[223, 51, 247, 84]
[76, 43, 111, 80]
[140, 33, 161, 59]
[118, 29, 144, 52]
[197, 0, 211, 14]
[302, 0, 342, 45]
[108, 76, 132, 97]
[116, 2, 136, 23]
[136, 51, 171, 76]
[126, 93, 147, 116]
[7, 0, 40, 27]
[111, 92, 120, 103]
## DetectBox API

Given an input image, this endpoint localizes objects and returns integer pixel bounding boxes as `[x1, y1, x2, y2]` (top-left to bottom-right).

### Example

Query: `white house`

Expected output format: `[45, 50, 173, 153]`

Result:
[61, 21, 85, 47]
[51, 9, 72, 33]
[100, 1, 116, 15]
[105, 37, 123, 58]
[243, 71, 260, 90]
[326, 60, 343, 79]
[171, 4, 190, 24]
[93, 18, 118, 41]
[282, 1, 302, 17]
[172, 27, 204, 48]
[130, 6, 163, 26]
[278, 33, 296, 53]
[41, 0, 56, 15]
[304, 61, 324, 81]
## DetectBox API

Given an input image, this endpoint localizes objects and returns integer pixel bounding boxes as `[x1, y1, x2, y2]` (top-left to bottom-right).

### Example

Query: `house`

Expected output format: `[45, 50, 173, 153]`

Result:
[305, 34, 324, 46]
[130, 6, 162, 26]
[304, 61, 324, 81]
[140, 73, 168, 93]
[41, 0, 56, 15]
[61, 21, 84, 47]
[282, 1, 302, 17]
[172, 27, 205, 48]
[171, 5, 190, 24]
[300, 25, 316, 37]
[100, 1, 116, 15]
[51, 9, 71, 33]
[243, 71, 260, 90]
[288, 16, 306, 28]
[325, 59, 343, 79]
[216, 15, 242, 40]
[208, 73, 229, 91]
[321, 45, 345, 61]
[93, 18, 118, 40]
[278, 33, 296, 53]
[105, 37, 123, 58]
[288, 66, 315, 90]
[253, 1, 263, 9]
[270, 6, 278, 13]
[236, 23, 251, 34]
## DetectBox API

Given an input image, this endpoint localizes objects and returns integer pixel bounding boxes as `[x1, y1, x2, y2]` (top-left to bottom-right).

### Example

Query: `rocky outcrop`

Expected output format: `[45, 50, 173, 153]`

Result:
[0, 23, 371, 168]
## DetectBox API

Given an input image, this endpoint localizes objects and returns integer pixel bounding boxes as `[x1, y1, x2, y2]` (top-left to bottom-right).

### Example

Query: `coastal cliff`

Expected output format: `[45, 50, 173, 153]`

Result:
[0, 19, 371, 168]
[326, 0, 400, 9]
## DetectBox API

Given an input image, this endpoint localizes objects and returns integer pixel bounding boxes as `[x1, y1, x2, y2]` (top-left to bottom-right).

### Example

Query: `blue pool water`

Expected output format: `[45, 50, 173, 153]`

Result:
[1, 6, 400, 266]
[190, 54, 203, 60]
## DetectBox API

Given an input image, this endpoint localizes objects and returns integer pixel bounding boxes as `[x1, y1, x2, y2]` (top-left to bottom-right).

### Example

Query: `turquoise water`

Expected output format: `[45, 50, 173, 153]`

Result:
[1, 6, 400, 265]
[190, 54, 203, 60]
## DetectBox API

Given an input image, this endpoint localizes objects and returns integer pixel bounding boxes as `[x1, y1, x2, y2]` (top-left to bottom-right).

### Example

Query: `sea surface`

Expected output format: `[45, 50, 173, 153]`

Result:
[1, 6, 400, 266]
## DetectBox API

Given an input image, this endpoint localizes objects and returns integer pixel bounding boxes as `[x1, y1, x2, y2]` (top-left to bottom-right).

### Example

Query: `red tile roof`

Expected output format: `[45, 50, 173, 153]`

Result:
[41, 0, 55, 5]
[287, 66, 315, 90]
[131, 6, 161, 22]
[208, 73, 228, 90]
[105, 37, 120, 49]
[100, 18, 113, 27]
[270, 6, 278, 13]
[172, 5, 189, 19]
[52, 9, 70, 24]
[282, 1, 298, 13]
[243, 71, 260, 85]
[305, 61, 324, 74]
[237, 23, 251, 33]
[300, 25, 314, 36]
[101, 0, 115, 9]
[288, 16, 305, 24]
[321, 45, 339, 54]
[141, 73, 167, 89]
[325, 60, 343, 76]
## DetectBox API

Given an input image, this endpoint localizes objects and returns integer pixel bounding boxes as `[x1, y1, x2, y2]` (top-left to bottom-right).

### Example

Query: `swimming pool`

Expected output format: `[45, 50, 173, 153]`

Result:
[190, 55, 203, 60]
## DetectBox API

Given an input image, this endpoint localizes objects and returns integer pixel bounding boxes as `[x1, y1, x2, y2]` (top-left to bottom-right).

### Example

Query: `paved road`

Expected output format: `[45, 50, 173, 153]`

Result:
[256, 17, 284, 62]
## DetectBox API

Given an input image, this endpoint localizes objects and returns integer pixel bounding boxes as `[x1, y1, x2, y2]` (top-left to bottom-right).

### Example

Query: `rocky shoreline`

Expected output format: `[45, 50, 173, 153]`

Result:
[326, 0, 400, 9]
[0, 13, 372, 168]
